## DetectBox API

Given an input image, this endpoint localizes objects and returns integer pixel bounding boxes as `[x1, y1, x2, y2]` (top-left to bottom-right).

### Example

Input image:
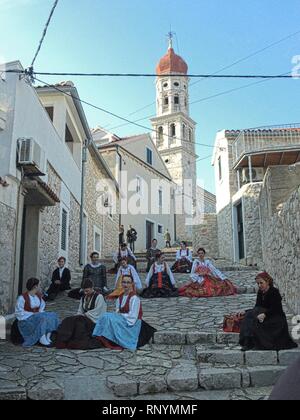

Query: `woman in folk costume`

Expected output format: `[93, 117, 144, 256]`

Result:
[171, 242, 193, 273]
[146, 239, 161, 272]
[107, 257, 143, 300]
[141, 252, 179, 299]
[93, 276, 156, 351]
[239, 272, 297, 352]
[179, 248, 236, 298]
[112, 243, 137, 273]
[55, 279, 107, 350]
[14, 278, 59, 347]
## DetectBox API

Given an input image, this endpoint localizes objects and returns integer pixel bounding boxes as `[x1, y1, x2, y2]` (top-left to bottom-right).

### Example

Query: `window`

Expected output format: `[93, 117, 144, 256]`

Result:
[146, 148, 153, 166]
[61, 209, 68, 252]
[170, 123, 176, 138]
[159, 188, 163, 208]
[163, 82, 168, 88]
[182, 124, 186, 139]
[174, 95, 179, 105]
[158, 126, 163, 141]
[189, 129, 193, 142]
[164, 96, 169, 106]
[174, 82, 180, 87]
[45, 106, 54, 122]
[158, 225, 163, 234]
[94, 227, 102, 254]
[218, 156, 223, 181]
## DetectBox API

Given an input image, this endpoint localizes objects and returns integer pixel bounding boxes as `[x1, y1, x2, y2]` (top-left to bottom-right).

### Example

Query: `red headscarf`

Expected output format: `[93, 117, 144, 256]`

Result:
[256, 271, 274, 285]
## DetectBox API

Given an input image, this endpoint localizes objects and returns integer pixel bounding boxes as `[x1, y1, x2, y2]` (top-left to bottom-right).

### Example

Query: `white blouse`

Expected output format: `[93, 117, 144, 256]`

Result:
[115, 265, 142, 290]
[176, 249, 193, 262]
[15, 295, 45, 321]
[190, 259, 227, 284]
[145, 262, 176, 287]
[113, 248, 137, 264]
[77, 294, 107, 324]
[116, 294, 141, 326]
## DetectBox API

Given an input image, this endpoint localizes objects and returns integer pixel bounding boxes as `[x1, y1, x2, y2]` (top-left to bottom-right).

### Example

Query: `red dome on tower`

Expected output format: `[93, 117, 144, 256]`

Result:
[156, 47, 188, 75]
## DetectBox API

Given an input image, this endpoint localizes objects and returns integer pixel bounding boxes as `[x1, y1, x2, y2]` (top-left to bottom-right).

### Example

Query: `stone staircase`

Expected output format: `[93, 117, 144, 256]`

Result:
[1, 262, 299, 401]
[104, 331, 300, 399]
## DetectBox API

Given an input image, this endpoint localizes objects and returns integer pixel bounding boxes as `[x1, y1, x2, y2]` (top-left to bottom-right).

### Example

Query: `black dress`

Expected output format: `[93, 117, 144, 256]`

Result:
[239, 287, 297, 351]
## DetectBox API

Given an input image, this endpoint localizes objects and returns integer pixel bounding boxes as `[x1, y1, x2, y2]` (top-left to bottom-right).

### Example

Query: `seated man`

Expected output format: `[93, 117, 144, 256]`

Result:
[55, 279, 107, 350]
[46, 257, 71, 301]
[108, 257, 142, 300]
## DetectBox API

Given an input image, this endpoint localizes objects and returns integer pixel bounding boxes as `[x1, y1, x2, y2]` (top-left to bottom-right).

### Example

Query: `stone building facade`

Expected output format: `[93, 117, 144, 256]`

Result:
[259, 165, 300, 314]
[84, 143, 119, 261]
[0, 61, 96, 313]
[212, 126, 300, 266]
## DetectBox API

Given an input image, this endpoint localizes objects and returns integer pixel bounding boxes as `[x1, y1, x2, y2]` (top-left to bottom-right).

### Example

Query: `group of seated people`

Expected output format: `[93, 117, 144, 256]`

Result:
[12, 274, 156, 351]
[11, 243, 298, 355]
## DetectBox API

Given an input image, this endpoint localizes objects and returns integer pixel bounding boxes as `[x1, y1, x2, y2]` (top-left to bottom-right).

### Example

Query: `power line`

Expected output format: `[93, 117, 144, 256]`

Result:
[31, 0, 60, 67]
[190, 70, 291, 106]
[106, 27, 300, 128]
[107, 70, 292, 132]
[23, 71, 299, 79]
[33, 76, 217, 149]
[190, 27, 300, 88]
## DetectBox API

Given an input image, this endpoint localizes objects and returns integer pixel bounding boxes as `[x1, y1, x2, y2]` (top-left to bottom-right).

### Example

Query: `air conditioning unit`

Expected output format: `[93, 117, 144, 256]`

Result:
[241, 167, 265, 184]
[18, 138, 45, 175]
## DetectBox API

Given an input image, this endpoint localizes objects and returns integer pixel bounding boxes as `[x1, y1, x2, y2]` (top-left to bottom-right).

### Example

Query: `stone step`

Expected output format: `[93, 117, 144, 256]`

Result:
[196, 348, 300, 367]
[154, 331, 241, 346]
[106, 361, 287, 397]
[198, 365, 287, 391]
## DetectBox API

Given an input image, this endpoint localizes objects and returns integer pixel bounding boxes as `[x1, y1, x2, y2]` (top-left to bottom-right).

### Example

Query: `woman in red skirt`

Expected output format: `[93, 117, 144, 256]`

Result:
[179, 248, 236, 298]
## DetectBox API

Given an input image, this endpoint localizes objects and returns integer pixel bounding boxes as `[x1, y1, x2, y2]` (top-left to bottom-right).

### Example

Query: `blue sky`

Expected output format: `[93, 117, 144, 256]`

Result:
[1, 0, 300, 193]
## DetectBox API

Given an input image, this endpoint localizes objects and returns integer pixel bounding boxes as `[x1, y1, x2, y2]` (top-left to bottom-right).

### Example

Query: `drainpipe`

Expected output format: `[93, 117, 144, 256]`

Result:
[116, 145, 122, 228]
[79, 139, 88, 266]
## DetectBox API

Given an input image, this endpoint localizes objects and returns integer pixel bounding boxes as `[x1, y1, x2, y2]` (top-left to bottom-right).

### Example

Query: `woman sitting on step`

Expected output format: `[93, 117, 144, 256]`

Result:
[111, 243, 137, 273]
[178, 248, 236, 298]
[239, 272, 298, 352]
[54, 279, 107, 350]
[171, 242, 193, 273]
[107, 257, 142, 300]
[13, 278, 59, 348]
[93, 275, 156, 351]
[141, 252, 179, 299]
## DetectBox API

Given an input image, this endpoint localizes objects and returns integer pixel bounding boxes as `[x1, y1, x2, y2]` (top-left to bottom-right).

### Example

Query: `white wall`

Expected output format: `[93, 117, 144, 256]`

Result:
[2, 62, 82, 202]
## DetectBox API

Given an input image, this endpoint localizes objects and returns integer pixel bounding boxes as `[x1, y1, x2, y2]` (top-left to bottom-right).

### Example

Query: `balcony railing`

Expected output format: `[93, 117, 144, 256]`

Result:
[232, 123, 300, 167]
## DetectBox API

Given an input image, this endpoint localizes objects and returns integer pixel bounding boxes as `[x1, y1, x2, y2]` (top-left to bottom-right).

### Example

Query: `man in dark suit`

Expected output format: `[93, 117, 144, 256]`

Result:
[46, 257, 71, 301]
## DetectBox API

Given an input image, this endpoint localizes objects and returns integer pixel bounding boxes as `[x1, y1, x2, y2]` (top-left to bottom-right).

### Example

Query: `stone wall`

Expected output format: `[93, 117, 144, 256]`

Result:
[39, 165, 61, 289]
[85, 149, 119, 260]
[217, 204, 233, 261]
[193, 214, 218, 258]
[0, 202, 16, 314]
[259, 166, 300, 314]
[242, 183, 263, 266]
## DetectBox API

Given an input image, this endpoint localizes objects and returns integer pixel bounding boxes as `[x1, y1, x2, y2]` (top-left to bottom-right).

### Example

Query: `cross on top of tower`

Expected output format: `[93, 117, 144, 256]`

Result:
[167, 30, 175, 50]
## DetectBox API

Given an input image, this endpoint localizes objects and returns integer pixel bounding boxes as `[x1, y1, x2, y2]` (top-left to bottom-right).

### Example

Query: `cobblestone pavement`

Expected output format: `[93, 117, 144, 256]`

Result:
[0, 269, 298, 400]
